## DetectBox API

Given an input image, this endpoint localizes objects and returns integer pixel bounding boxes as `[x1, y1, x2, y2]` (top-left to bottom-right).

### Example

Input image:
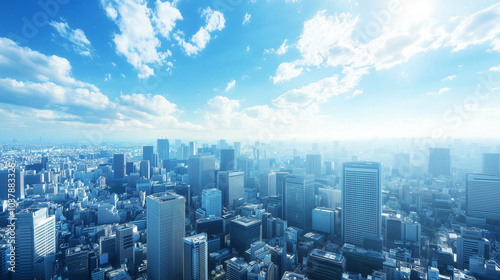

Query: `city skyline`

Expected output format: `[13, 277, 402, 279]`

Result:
[1, 1, 500, 142]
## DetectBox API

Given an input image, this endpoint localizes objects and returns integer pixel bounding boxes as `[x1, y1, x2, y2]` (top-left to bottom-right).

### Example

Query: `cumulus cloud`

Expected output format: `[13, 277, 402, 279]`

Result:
[0, 37, 197, 130]
[101, 0, 181, 78]
[50, 20, 93, 57]
[174, 7, 225, 56]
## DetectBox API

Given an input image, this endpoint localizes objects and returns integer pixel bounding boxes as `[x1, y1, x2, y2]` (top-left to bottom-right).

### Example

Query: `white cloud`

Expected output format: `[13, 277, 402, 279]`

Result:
[427, 87, 451, 95]
[441, 75, 456, 81]
[246, 45, 250, 51]
[50, 20, 93, 57]
[448, 2, 500, 52]
[101, 0, 176, 78]
[105, 73, 112, 81]
[174, 7, 225, 56]
[489, 65, 500, 72]
[271, 62, 303, 84]
[243, 13, 251, 25]
[265, 39, 289, 55]
[225, 79, 236, 92]
[153, 0, 183, 39]
[204, 96, 241, 128]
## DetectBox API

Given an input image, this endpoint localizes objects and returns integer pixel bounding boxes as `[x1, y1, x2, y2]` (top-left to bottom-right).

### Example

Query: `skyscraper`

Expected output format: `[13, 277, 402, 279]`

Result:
[230, 216, 262, 255]
[306, 249, 345, 280]
[189, 154, 216, 196]
[113, 154, 126, 180]
[220, 149, 235, 171]
[428, 148, 451, 177]
[183, 233, 208, 280]
[147, 192, 185, 280]
[342, 162, 382, 247]
[260, 171, 277, 197]
[114, 224, 134, 265]
[234, 142, 241, 158]
[0, 168, 24, 200]
[157, 139, 170, 160]
[482, 153, 500, 175]
[15, 208, 56, 280]
[285, 174, 315, 231]
[202, 188, 222, 217]
[140, 160, 150, 179]
[217, 170, 244, 207]
[189, 141, 197, 156]
[466, 173, 500, 221]
[306, 154, 322, 178]
[143, 145, 154, 162]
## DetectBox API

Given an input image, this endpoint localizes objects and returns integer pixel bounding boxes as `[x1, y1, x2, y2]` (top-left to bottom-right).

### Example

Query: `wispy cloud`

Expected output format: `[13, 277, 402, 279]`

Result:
[427, 87, 451, 95]
[441, 75, 456, 81]
[49, 20, 93, 57]
[225, 79, 236, 92]
[243, 13, 251, 25]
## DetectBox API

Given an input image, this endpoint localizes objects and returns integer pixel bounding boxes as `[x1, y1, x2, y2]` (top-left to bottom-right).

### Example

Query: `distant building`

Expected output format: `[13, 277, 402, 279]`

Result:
[260, 171, 277, 197]
[220, 149, 235, 171]
[0, 168, 25, 200]
[285, 174, 315, 231]
[230, 216, 262, 255]
[157, 139, 169, 160]
[143, 145, 154, 163]
[202, 188, 222, 217]
[467, 173, 500, 221]
[482, 153, 500, 175]
[428, 148, 451, 177]
[189, 154, 216, 196]
[306, 154, 322, 177]
[218, 170, 244, 207]
[306, 249, 345, 280]
[457, 227, 490, 270]
[113, 154, 126, 179]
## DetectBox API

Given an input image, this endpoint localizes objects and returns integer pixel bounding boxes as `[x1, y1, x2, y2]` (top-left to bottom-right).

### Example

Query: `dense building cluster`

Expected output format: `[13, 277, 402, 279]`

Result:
[0, 140, 500, 280]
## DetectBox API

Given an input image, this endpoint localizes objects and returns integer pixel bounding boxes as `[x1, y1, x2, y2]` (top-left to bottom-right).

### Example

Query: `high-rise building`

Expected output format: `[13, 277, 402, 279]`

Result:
[0, 244, 9, 280]
[143, 145, 154, 162]
[202, 188, 222, 217]
[157, 139, 169, 160]
[482, 153, 500, 175]
[183, 233, 208, 280]
[189, 154, 216, 196]
[113, 154, 126, 180]
[189, 141, 197, 156]
[285, 174, 315, 231]
[306, 249, 345, 280]
[230, 216, 262, 255]
[226, 257, 248, 280]
[312, 207, 335, 237]
[234, 142, 241, 158]
[15, 208, 56, 280]
[217, 171, 244, 207]
[0, 168, 25, 200]
[140, 160, 150, 179]
[114, 224, 135, 265]
[306, 154, 322, 177]
[457, 227, 490, 270]
[147, 192, 185, 280]
[428, 148, 451, 177]
[260, 171, 276, 197]
[467, 173, 500, 221]
[342, 162, 382, 247]
[65, 247, 89, 280]
[220, 149, 235, 171]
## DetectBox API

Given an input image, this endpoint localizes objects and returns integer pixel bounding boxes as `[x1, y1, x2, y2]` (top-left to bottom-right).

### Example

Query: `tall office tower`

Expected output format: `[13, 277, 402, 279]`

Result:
[312, 207, 335, 237]
[157, 139, 170, 160]
[230, 216, 262, 255]
[99, 235, 117, 265]
[306, 154, 322, 177]
[385, 216, 402, 248]
[126, 162, 136, 175]
[41, 156, 49, 170]
[226, 257, 249, 280]
[151, 153, 159, 168]
[139, 160, 150, 179]
[482, 153, 500, 175]
[147, 192, 186, 280]
[0, 244, 9, 280]
[270, 245, 287, 279]
[393, 153, 411, 176]
[467, 173, 500, 221]
[306, 249, 345, 280]
[114, 224, 134, 265]
[342, 162, 382, 247]
[0, 168, 25, 200]
[65, 247, 89, 280]
[285, 174, 315, 231]
[275, 172, 289, 197]
[189, 154, 216, 196]
[183, 233, 208, 280]
[202, 188, 222, 217]
[143, 145, 154, 162]
[260, 171, 277, 197]
[220, 149, 235, 171]
[237, 156, 252, 185]
[219, 139, 229, 149]
[218, 171, 245, 207]
[113, 154, 126, 180]
[428, 148, 451, 177]
[234, 142, 241, 158]
[457, 227, 490, 270]
[189, 141, 197, 156]
[15, 208, 55, 280]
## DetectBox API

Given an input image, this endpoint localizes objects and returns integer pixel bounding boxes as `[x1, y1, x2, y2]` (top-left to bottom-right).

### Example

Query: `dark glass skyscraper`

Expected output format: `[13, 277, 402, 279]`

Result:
[285, 174, 315, 231]
[143, 145, 154, 162]
[220, 148, 235, 171]
[189, 154, 216, 196]
[113, 153, 126, 180]
[157, 139, 169, 160]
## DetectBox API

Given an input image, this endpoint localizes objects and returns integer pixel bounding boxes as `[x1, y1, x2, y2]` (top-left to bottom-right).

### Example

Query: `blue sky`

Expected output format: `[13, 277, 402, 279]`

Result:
[0, 0, 500, 143]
